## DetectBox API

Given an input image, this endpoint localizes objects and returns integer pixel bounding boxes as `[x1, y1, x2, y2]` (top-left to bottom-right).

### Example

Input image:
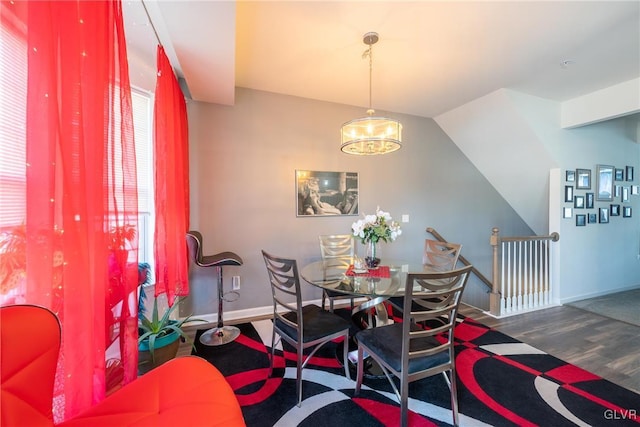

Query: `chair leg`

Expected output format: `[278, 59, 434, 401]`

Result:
[321, 291, 327, 311]
[342, 332, 350, 380]
[268, 328, 276, 378]
[449, 368, 459, 427]
[400, 377, 409, 427]
[354, 346, 364, 395]
[296, 343, 304, 407]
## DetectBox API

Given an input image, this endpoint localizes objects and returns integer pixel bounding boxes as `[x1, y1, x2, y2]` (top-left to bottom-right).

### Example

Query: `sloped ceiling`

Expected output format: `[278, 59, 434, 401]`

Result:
[124, 1, 639, 120]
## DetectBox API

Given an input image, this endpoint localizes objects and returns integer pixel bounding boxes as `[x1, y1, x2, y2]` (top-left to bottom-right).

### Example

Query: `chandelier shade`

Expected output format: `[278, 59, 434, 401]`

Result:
[340, 32, 402, 156]
[340, 114, 402, 155]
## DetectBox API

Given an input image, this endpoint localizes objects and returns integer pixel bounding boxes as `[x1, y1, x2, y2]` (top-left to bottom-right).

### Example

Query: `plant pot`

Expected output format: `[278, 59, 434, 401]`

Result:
[138, 330, 180, 375]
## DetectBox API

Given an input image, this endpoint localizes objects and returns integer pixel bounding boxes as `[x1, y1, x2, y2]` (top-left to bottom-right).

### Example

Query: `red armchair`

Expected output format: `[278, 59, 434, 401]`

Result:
[0, 304, 245, 427]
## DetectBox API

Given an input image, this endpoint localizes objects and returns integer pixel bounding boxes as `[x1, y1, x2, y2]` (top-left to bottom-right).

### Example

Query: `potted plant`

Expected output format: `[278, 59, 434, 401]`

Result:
[138, 295, 205, 374]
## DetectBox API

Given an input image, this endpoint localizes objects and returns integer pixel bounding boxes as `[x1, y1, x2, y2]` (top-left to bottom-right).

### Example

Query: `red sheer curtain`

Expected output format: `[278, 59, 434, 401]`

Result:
[0, 0, 138, 421]
[153, 45, 189, 305]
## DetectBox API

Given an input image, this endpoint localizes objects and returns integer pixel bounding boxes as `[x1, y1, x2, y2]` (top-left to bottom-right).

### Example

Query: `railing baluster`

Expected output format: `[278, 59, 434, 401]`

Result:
[490, 229, 559, 317]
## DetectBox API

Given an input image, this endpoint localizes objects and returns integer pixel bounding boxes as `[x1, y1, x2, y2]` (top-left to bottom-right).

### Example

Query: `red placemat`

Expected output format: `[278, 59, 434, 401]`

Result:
[346, 265, 390, 278]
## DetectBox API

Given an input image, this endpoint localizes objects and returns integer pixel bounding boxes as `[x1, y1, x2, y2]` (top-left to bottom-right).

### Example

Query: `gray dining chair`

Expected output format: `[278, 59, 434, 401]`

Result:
[261, 250, 351, 407]
[388, 239, 462, 316]
[318, 234, 356, 312]
[354, 265, 472, 427]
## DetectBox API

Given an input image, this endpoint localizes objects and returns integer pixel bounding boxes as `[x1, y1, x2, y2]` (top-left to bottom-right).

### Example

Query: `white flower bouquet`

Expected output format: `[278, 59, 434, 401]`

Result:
[351, 207, 402, 244]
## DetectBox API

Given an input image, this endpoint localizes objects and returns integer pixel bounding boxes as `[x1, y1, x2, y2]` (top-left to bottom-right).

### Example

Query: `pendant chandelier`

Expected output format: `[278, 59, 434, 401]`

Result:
[340, 32, 402, 155]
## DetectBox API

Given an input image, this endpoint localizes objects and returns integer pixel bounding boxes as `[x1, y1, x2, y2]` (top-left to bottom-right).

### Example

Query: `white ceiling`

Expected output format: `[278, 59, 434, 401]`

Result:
[123, 0, 640, 119]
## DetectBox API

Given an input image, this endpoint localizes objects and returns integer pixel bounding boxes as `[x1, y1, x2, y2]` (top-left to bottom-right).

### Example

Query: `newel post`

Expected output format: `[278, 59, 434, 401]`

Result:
[489, 227, 501, 316]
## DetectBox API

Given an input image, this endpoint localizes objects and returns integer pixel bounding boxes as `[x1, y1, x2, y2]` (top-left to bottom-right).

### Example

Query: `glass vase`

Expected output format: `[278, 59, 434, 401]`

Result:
[365, 240, 381, 269]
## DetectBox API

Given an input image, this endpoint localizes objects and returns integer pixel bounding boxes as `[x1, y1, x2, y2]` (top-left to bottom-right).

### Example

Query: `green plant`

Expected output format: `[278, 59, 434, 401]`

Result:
[108, 224, 136, 251]
[138, 296, 205, 361]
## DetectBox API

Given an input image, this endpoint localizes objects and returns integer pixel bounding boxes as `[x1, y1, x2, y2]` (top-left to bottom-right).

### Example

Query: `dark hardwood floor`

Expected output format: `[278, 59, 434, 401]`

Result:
[459, 304, 640, 394]
[183, 303, 640, 395]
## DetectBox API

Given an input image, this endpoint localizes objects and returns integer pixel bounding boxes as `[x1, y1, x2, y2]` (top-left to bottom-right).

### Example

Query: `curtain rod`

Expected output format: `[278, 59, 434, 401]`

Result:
[141, 0, 162, 46]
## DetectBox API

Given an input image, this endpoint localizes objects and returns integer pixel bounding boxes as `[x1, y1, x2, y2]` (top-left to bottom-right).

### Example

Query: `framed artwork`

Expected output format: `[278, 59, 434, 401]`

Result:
[564, 185, 573, 202]
[596, 164, 614, 201]
[622, 187, 629, 202]
[626, 166, 634, 182]
[563, 207, 572, 218]
[632, 185, 639, 195]
[574, 195, 584, 209]
[610, 204, 620, 216]
[623, 206, 632, 218]
[565, 170, 575, 182]
[615, 185, 621, 198]
[588, 213, 597, 224]
[615, 168, 624, 181]
[599, 207, 609, 223]
[576, 168, 591, 189]
[585, 192, 594, 209]
[575, 214, 586, 226]
[296, 170, 359, 217]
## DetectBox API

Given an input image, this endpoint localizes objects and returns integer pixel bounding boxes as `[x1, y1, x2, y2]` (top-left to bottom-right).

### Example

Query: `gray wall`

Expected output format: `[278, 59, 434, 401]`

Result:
[182, 88, 532, 318]
[437, 89, 640, 304]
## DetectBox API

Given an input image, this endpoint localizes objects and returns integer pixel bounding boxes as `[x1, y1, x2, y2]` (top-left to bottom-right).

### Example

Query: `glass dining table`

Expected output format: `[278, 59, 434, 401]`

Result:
[300, 257, 428, 325]
[301, 257, 431, 376]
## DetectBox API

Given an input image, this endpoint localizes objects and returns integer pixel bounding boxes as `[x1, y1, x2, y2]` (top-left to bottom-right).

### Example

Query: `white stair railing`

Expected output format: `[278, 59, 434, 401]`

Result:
[489, 228, 559, 317]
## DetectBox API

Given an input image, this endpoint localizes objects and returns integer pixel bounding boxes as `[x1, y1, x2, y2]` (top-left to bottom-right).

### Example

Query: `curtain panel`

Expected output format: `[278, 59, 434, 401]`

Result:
[0, 0, 139, 421]
[153, 45, 189, 305]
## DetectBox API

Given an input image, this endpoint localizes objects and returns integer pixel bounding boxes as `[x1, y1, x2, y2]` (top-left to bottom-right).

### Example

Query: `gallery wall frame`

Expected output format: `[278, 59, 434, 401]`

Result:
[575, 214, 586, 226]
[566, 170, 575, 182]
[615, 168, 624, 181]
[610, 204, 620, 216]
[626, 166, 634, 182]
[588, 213, 597, 224]
[623, 206, 632, 218]
[599, 207, 609, 223]
[585, 192, 594, 209]
[576, 168, 591, 189]
[563, 207, 572, 219]
[596, 164, 614, 201]
[574, 195, 584, 209]
[296, 170, 359, 217]
[564, 185, 573, 202]
[622, 187, 629, 202]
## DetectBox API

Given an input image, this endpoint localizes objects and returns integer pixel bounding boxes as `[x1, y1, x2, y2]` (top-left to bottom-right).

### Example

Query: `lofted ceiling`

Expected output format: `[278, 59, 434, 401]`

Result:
[123, 1, 640, 119]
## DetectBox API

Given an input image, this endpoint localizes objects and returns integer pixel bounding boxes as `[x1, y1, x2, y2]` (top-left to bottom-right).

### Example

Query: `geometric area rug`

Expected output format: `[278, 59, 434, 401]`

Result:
[193, 311, 640, 426]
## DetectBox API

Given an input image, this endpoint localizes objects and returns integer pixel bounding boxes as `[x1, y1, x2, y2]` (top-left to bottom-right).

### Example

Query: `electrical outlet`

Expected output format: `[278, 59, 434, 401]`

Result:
[232, 276, 240, 290]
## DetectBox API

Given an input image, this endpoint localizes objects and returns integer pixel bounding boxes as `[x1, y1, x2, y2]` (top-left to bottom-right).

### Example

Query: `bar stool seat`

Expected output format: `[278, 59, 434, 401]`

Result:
[187, 231, 243, 346]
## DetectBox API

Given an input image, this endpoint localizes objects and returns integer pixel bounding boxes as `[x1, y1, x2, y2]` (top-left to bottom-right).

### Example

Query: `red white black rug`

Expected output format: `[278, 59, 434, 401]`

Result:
[193, 312, 639, 426]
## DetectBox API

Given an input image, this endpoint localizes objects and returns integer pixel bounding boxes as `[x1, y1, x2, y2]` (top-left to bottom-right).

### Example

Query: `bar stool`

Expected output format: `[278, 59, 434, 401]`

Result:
[186, 231, 243, 346]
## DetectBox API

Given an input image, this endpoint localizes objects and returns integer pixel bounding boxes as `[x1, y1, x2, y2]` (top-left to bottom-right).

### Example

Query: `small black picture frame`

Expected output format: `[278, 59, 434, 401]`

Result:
[585, 192, 594, 209]
[575, 214, 586, 226]
[576, 168, 591, 189]
[566, 170, 575, 182]
[574, 195, 584, 209]
[615, 168, 624, 181]
[563, 207, 572, 218]
[588, 213, 597, 224]
[610, 204, 620, 216]
[564, 185, 573, 202]
[626, 166, 634, 182]
[622, 186, 629, 202]
[623, 206, 632, 218]
[599, 207, 609, 223]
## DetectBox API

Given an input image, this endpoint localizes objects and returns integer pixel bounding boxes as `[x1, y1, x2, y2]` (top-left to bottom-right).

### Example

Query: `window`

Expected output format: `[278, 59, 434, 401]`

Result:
[0, 8, 155, 292]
